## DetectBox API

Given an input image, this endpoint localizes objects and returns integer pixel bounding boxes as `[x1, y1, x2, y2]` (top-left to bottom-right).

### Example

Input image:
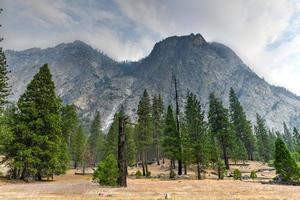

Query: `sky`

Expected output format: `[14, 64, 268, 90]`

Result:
[1, 0, 300, 95]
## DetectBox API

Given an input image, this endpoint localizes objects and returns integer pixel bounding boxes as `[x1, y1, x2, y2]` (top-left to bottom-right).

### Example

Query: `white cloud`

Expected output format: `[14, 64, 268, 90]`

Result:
[2, 0, 300, 94]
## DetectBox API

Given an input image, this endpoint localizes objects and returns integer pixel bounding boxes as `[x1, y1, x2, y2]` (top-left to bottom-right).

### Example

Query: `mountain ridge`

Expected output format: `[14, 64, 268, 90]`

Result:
[5, 33, 300, 131]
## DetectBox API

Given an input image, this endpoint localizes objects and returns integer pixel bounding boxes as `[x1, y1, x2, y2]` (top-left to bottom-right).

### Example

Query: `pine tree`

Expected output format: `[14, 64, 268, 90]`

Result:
[72, 126, 86, 169]
[293, 127, 300, 153]
[274, 138, 299, 182]
[0, 9, 10, 110]
[162, 105, 180, 175]
[136, 89, 152, 176]
[151, 94, 164, 165]
[229, 88, 256, 160]
[255, 114, 272, 162]
[184, 92, 210, 179]
[87, 111, 104, 166]
[61, 104, 78, 150]
[125, 123, 137, 166]
[105, 113, 119, 157]
[283, 122, 294, 151]
[7, 64, 67, 180]
[208, 93, 234, 169]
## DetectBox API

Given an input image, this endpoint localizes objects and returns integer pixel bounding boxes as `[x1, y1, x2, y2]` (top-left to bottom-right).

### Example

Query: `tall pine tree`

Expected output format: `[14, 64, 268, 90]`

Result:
[208, 93, 234, 169]
[7, 64, 68, 180]
[255, 114, 272, 162]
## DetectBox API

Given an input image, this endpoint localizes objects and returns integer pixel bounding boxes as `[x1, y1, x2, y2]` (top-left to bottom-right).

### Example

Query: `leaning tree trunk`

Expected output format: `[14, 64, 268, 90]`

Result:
[118, 111, 127, 187]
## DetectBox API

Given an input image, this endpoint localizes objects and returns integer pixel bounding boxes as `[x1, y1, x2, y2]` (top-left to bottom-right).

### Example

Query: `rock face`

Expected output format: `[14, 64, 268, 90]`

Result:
[5, 34, 300, 131]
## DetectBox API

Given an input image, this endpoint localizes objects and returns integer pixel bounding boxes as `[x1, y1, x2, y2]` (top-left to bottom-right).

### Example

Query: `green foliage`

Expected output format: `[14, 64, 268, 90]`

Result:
[0, 13, 10, 110]
[250, 170, 257, 179]
[233, 169, 242, 180]
[208, 93, 234, 169]
[274, 138, 300, 182]
[215, 161, 226, 180]
[125, 124, 137, 166]
[146, 171, 151, 177]
[93, 154, 118, 186]
[61, 104, 78, 148]
[72, 126, 86, 168]
[229, 88, 256, 160]
[255, 114, 273, 162]
[170, 169, 176, 179]
[162, 106, 180, 161]
[5, 64, 68, 180]
[293, 127, 300, 153]
[135, 170, 142, 178]
[183, 91, 210, 176]
[87, 111, 105, 165]
[283, 122, 294, 151]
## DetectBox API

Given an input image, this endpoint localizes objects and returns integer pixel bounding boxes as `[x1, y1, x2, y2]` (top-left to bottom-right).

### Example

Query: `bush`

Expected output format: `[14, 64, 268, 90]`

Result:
[135, 170, 142, 178]
[170, 169, 176, 179]
[233, 169, 242, 180]
[93, 154, 118, 186]
[216, 161, 226, 180]
[250, 171, 257, 179]
[146, 171, 151, 177]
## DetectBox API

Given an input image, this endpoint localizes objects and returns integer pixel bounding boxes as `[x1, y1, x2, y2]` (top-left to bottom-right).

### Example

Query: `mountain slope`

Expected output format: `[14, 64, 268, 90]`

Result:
[5, 34, 300, 131]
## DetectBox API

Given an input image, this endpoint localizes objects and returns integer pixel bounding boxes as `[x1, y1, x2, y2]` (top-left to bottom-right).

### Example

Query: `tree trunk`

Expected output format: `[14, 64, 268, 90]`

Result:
[156, 146, 160, 165]
[142, 150, 146, 176]
[223, 147, 229, 169]
[184, 162, 187, 175]
[174, 76, 183, 175]
[74, 161, 77, 169]
[118, 112, 127, 187]
[197, 162, 201, 180]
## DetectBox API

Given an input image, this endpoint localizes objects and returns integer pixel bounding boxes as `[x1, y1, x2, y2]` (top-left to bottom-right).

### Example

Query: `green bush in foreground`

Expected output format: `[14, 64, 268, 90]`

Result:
[135, 170, 142, 178]
[233, 169, 242, 180]
[93, 154, 118, 186]
[170, 169, 176, 179]
[250, 171, 257, 179]
[274, 138, 300, 182]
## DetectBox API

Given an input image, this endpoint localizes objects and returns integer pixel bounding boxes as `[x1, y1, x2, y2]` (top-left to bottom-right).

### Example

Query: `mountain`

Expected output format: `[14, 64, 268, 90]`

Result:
[5, 34, 300, 131]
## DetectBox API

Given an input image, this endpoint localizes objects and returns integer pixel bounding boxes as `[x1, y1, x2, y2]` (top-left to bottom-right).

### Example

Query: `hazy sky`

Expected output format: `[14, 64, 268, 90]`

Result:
[1, 0, 300, 95]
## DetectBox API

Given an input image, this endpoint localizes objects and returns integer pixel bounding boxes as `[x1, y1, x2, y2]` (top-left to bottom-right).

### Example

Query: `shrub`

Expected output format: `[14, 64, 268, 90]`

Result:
[135, 170, 142, 178]
[233, 169, 242, 180]
[216, 161, 226, 180]
[250, 171, 257, 179]
[170, 169, 176, 179]
[274, 138, 300, 182]
[146, 171, 151, 177]
[93, 154, 118, 186]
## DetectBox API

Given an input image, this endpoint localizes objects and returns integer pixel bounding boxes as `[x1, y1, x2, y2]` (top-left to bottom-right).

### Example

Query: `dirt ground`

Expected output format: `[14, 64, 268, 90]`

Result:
[0, 161, 299, 200]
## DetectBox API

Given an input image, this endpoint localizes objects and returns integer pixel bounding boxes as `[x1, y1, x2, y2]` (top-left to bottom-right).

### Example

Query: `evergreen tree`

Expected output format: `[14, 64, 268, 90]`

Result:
[255, 114, 272, 162]
[283, 122, 294, 151]
[7, 64, 67, 180]
[72, 126, 86, 169]
[151, 94, 164, 165]
[105, 113, 119, 157]
[87, 111, 104, 165]
[229, 88, 256, 160]
[0, 9, 10, 110]
[208, 93, 234, 169]
[136, 89, 152, 176]
[162, 105, 180, 173]
[293, 127, 300, 153]
[125, 123, 137, 166]
[274, 138, 299, 181]
[184, 92, 210, 179]
[61, 104, 78, 150]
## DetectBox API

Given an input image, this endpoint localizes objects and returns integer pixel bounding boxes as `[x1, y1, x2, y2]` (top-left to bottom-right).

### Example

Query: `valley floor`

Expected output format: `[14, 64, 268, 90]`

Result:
[0, 161, 299, 200]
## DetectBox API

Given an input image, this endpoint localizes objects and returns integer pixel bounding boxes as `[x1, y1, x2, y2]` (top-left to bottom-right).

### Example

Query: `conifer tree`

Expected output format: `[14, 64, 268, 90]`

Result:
[7, 64, 67, 180]
[274, 138, 299, 181]
[162, 105, 180, 174]
[73, 126, 86, 169]
[208, 93, 234, 169]
[255, 114, 272, 162]
[229, 88, 256, 160]
[61, 104, 78, 150]
[0, 9, 10, 110]
[283, 122, 294, 151]
[136, 89, 152, 176]
[184, 92, 210, 179]
[151, 94, 164, 165]
[87, 111, 104, 165]
[293, 127, 300, 153]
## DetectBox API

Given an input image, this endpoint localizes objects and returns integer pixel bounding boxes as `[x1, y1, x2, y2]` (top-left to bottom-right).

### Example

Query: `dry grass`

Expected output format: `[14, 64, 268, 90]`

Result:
[0, 161, 299, 200]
